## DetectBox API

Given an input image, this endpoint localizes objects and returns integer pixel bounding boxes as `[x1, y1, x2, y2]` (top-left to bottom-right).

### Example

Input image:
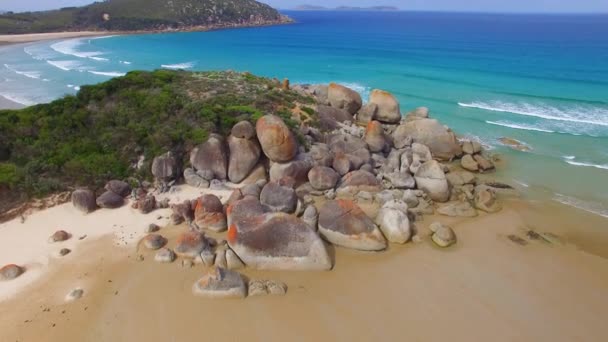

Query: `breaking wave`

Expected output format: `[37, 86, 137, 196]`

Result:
[553, 194, 608, 218]
[485, 120, 554, 133]
[564, 160, 608, 170]
[88, 71, 127, 77]
[459, 101, 608, 127]
[50, 39, 108, 61]
[3, 64, 41, 79]
[46, 60, 82, 71]
[161, 62, 195, 70]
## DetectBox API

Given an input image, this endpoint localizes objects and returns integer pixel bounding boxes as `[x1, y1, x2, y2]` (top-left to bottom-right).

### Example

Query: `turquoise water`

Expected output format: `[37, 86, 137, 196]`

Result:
[1, 11, 607, 215]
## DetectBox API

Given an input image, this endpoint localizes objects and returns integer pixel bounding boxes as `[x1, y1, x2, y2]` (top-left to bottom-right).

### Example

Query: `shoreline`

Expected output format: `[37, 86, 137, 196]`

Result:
[1, 187, 607, 340]
[0, 19, 294, 47]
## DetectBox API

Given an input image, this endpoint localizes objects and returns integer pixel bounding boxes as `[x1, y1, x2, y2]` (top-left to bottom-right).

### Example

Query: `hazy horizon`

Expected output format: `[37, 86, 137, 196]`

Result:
[1, 0, 608, 14]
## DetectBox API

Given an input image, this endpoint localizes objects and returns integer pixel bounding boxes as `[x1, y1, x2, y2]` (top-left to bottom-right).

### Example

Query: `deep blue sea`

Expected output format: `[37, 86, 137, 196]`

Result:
[1, 11, 608, 216]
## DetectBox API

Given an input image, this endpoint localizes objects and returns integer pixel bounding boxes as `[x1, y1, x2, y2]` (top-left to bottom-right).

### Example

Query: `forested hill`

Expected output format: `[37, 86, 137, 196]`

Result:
[0, 0, 289, 34]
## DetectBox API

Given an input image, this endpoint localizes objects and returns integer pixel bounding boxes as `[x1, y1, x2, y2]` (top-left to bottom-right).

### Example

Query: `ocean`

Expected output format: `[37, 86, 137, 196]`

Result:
[1, 11, 607, 216]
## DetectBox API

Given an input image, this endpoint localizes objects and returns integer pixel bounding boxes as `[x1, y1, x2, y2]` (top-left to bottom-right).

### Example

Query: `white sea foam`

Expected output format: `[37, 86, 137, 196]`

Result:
[46, 60, 81, 71]
[51, 39, 107, 61]
[0, 92, 36, 106]
[91, 35, 118, 40]
[74, 86, 81, 91]
[338, 82, 371, 102]
[161, 62, 195, 70]
[553, 193, 608, 218]
[88, 71, 126, 77]
[513, 180, 530, 188]
[485, 120, 554, 133]
[565, 160, 608, 170]
[120, 61, 132, 65]
[562, 156, 576, 160]
[3, 64, 41, 79]
[459, 101, 608, 127]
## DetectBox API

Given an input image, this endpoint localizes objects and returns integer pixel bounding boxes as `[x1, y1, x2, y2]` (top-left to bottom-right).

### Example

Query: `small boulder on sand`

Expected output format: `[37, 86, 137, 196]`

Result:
[155, 248, 176, 263]
[430, 222, 456, 248]
[96, 190, 124, 209]
[192, 267, 247, 299]
[0, 264, 24, 281]
[65, 288, 84, 302]
[48, 230, 70, 243]
[248, 280, 288, 297]
[175, 231, 211, 259]
[143, 234, 167, 250]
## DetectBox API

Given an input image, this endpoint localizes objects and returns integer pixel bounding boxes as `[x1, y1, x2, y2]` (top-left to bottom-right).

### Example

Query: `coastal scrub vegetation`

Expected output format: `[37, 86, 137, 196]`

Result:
[0, 0, 286, 34]
[0, 70, 313, 198]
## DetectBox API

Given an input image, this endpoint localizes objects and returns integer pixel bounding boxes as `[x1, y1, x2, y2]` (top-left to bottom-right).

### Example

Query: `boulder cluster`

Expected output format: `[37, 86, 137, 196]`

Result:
[47, 83, 507, 297]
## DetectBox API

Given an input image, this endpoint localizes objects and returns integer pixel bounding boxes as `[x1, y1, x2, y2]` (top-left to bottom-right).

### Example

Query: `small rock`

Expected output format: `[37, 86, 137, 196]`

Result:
[142, 234, 167, 250]
[247, 280, 287, 297]
[65, 288, 84, 302]
[152, 247, 175, 263]
[146, 223, 160, 233]
[0, 264, 24, 281]
[181, 259, 194, 268]
[429, 222, 456, 248]
[192, 267, 247, 299]
[59, 248, 71, 257]
[48, 230, 70, 243]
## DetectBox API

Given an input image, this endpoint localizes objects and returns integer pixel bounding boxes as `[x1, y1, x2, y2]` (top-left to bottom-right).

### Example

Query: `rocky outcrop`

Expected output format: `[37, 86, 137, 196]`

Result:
[393, 119, 462, 160]
[317, 105, 354, 130]
[96, 190, 124, 209]
[174, 231, 211, 259]
[414, 160, 449, 202]
[375, 200, 411, 244]
[318, 199, 387, 251]
[151, 151, 178, 182]
[256, 115, 298, 162]
[365, 120, 388, 153]
[104, 180, 131, 197]
[190, 135, 228, 180]
[328, 83, 362, 115]
[308, 166, 339, 191]
[193, 194, 227, 232]
[71, 189, 97, 213]
[474, 185, 502, 213]
[227, 197, 332, 270]
[260, 181, 297, 213]
[369, 89, 401, 124]
[192, 267, 247, 299]
[227, 134, 261, 183]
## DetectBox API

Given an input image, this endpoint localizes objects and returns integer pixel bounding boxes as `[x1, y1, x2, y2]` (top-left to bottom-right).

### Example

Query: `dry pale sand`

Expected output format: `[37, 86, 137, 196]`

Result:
[1, 189, 608, 341]
[0, 31, 114, 45]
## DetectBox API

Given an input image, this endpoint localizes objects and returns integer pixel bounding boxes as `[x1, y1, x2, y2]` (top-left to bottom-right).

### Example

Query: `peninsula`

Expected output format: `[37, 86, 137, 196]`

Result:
[0, 0, 291, 35]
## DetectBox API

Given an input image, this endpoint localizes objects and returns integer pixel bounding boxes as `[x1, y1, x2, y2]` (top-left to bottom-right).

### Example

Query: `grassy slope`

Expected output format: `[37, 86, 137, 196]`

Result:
[0, 70, 314, 198]
[0, 0, 283, 34]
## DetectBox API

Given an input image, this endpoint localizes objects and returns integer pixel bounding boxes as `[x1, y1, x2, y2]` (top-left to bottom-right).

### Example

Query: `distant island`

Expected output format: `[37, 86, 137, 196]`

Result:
[294, 5, 399, 11]
[0, 0, 291, 35]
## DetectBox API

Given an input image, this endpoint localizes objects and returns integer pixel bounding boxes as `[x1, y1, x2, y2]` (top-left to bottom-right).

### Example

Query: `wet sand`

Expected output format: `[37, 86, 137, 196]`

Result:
[1, 193, 607, 341]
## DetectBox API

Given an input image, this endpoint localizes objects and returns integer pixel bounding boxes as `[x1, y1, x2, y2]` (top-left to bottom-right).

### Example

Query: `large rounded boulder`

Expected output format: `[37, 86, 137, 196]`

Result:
[393, 119, 462, 161]
[308, 166, 339, 191]
[193, 194, 227, 232]
[71, 189, 97, 213]
[364, 120, 388, 153]
[328, 83, 362, 115]
[227, 135, 261, 183]
[256, 115, 298, 163]
[190, 135, 228, 180]
[338, 170, 381, 192]
[318, 199, 387, 251]
[96, 191, 124, 209]
[227, 198, 332, 271]
[104, 180, 131, 197]
[369, 89, 401, 124]
[414, 160, 450, 202]
[151, 151, 178, 182]
[375, 200, 411, 244]
[260, 181, 297, 213]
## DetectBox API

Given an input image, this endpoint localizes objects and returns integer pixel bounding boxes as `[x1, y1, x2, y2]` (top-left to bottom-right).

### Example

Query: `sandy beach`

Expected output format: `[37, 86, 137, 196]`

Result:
[0, 31, 112, 46]
[1, 183, 607, 341]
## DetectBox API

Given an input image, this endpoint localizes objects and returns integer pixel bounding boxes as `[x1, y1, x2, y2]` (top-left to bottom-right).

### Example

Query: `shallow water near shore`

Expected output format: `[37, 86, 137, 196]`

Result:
[1, 11, 607, 213]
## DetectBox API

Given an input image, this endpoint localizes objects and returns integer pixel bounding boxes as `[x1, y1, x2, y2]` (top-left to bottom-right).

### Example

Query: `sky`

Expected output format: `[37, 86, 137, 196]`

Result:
[1, 0, 607, 13]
